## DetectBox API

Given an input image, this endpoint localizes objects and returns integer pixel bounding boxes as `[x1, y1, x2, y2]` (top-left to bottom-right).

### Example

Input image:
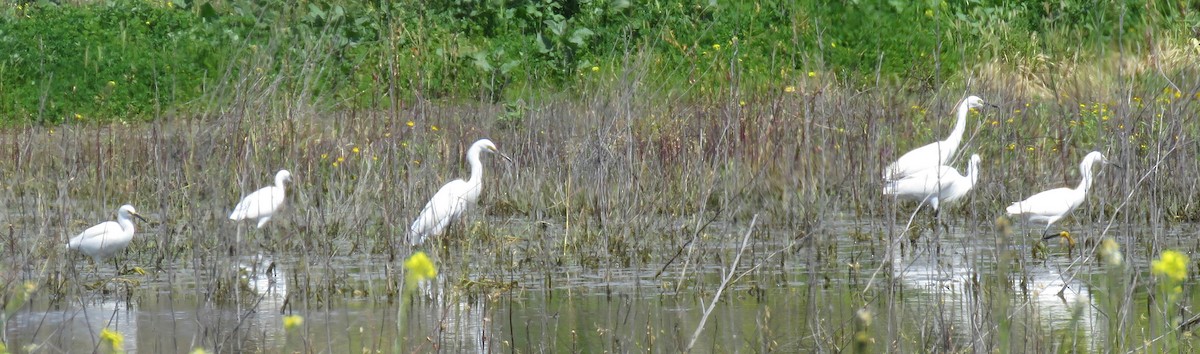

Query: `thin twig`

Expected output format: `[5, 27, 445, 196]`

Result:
[686, 214, 758, 351]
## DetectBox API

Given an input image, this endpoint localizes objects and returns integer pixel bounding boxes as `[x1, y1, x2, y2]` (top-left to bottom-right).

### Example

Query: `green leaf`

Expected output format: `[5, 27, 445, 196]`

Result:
[568, 27, 594, 47]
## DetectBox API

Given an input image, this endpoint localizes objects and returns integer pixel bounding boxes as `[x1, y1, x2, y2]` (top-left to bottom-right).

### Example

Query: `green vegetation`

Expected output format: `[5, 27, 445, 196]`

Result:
[0, 0, 1196, 123]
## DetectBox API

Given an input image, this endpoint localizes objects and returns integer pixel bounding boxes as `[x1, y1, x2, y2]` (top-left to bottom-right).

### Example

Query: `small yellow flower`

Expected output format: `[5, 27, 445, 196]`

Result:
[712, 43, 720, 51]
[401, 142, 408, 148]
[430, 125, 439, 131]
[1026, 146, 1035, 152]
[1097, 238, 1122, 266]
[352, 146, 360, 154]
[784, 86, 795, 93]
[406, 121, 415, 128]
[332, 162, 339, 167]
[74, 113, 83, 120]
[808, 71, 816, 78]
[404, 252, 438, 286]
[739, 100, 746, 107]
[107, 81, 116, 87]
[320, 153, 328, 160]
[336, 156, 345, 163]
[100, 328, 125, 352]
[283, 315, 304, 330]
[591, 66, 599, 72]
[1014, 109, 1021, 114]
[1151, 250, 1188, 282]
[831, 42, 837, 48]
[189, 348, 207, 354]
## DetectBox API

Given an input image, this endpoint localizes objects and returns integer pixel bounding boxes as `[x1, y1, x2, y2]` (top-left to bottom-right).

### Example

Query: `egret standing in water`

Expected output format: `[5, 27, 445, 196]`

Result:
[230, 169, 292, 228]
[884, 154, 982, 217]
[409, 139, 512, 246]
[1006, 151, 1114, 246]
[883, 96, 991, 180]
[67, 204, 147, 265]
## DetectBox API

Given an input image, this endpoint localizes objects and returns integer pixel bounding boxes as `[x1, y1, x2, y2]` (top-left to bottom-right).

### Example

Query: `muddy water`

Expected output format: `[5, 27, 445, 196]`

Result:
[3, 216, 1193, 353]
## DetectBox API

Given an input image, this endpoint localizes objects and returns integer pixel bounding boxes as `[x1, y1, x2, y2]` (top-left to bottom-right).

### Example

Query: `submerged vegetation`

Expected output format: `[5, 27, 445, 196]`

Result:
[0, 0, 1199, 352]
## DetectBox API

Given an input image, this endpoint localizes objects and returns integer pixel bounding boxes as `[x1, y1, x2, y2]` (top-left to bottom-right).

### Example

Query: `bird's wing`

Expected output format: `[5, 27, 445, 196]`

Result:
[1006, 188, 1075, 216]
[67, 221, 122, 249]
[229, 186, 283, 220]
[885, 141, 953, 180]
[884, 166, 961, 198]
[409, 180, 471, 245]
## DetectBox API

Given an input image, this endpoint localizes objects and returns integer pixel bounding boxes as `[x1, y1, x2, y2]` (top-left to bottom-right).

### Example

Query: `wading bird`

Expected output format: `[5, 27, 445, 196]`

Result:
[1006, 151, 1114, 247]
[883, 96, 991, 181]
[67, 205, 147, 264]
[884, 154, 982, 217]
[409, 139, 512, 246]
[230, 169, 292, 228]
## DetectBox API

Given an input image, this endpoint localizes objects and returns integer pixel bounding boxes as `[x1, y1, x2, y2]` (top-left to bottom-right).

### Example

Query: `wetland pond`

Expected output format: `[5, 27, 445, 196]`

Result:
[3, 215, 1194, 353]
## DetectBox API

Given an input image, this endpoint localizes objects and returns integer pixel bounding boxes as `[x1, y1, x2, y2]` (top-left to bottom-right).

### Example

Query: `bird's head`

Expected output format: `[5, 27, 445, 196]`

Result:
[475, 139, 514, 162]
[276, 169, 293, 185]
[963, 95, 995, 109]
[118, 204, 148, 222]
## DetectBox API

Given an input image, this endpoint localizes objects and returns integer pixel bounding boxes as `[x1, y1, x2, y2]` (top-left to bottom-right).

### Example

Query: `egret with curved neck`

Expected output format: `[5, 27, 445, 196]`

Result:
[409, 139, 512, 246]
[67, 204, 148, 264]
[1006, 151, 1114, 241]
[230, 169, 292, 228]
[884, 154, 982, 214]
[883, 96, 989, 180]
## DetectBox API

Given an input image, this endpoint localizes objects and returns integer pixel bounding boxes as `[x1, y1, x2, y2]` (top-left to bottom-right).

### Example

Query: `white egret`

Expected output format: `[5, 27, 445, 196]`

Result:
[67, 204, 147, 263]
[883, 154, 981, 216]
[229, 169, 292, 228]
[883, 96, 991, 180]
[409, 139, 512, 246]
[1006, 151, 1114, 245]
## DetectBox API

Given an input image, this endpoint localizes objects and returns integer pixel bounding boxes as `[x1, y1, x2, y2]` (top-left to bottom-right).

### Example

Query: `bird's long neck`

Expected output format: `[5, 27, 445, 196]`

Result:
[966, 160, 980, 187]
[275, 175, 288, 189]
[943, 99, 970, 152]
[1076, 158, 1095, 193]
[467, 145, 484, 186]
[118, 214, 136, 233]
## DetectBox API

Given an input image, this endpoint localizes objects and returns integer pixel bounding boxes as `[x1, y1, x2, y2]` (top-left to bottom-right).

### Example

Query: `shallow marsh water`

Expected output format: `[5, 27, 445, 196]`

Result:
[3, 214, 1195, 353]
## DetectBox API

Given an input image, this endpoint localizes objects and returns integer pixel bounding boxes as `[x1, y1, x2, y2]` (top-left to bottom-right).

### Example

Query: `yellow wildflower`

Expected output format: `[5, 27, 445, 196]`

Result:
[406, 121, 415, 128]
[283, 315, 304, 330]
[352, 146, 360, 154]
[1152, 250, 1188, 282]
[712, 43, 720, 51]
[431, 125, 439, 131]
[591, 66, 599, 72]
[808, 71, 816, 78]
[190, 348, 208, 354]
[1097, 238, 1122, 266]
[320, 153, 328, 160]
[100, 328, 125, 352]
[74, 113, 83, 120]
[784, 86, 795, 93]
[404, 252, 438, 287]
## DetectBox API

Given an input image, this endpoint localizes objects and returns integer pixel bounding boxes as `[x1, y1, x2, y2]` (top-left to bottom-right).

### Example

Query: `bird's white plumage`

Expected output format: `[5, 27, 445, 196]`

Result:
[884, 154, 981, 211]
[883, 96, 988, 180]
[1006, 151, 1109, 232]
[230, 169, 291, 228]
[67, 204, 144, 263]
[409, 139, 508, 246]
